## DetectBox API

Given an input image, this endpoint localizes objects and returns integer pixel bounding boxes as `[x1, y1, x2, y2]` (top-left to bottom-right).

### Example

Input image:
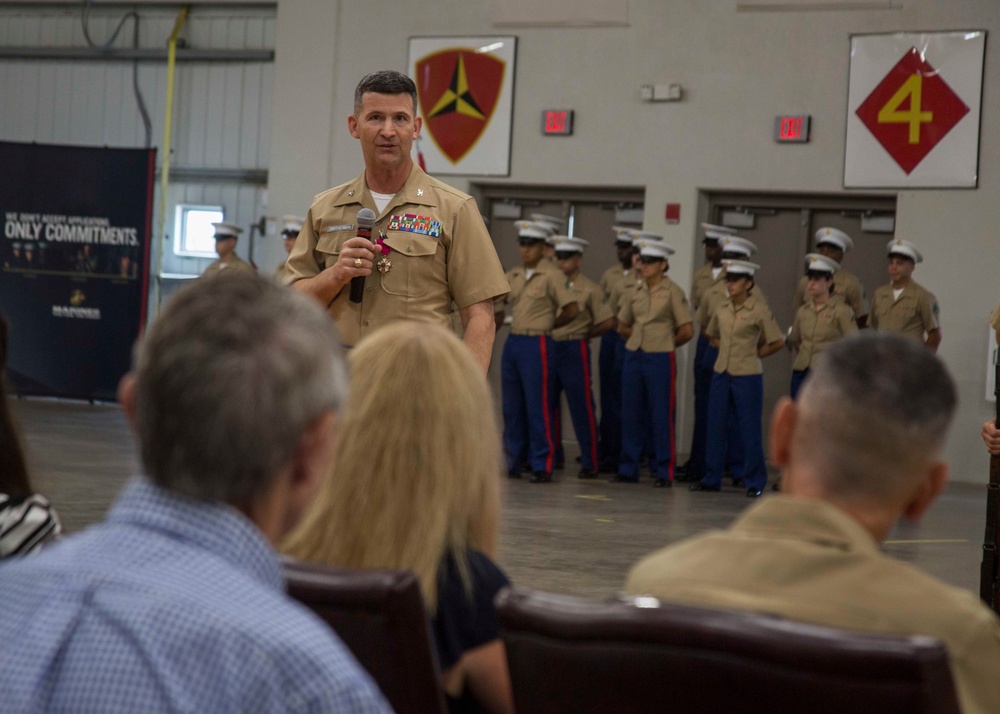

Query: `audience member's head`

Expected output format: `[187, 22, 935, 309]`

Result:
[284, 320, 502, 609]
[0, 312, 31, 498]
[770, 332, 957, 535]
[119, 272, 348, 539]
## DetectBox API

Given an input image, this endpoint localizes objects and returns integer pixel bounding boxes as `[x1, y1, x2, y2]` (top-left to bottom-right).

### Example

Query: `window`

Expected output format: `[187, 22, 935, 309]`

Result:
[174, 204, 224, 258]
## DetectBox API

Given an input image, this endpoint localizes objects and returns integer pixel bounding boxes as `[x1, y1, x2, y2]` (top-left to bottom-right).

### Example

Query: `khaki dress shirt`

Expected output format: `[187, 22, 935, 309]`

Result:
[618, 278, 693, 353]
[284, 164, 509, 346]
[202, 253, 256, 278]
[625, 496, 1000, 714]
[553, 273, 614, 341]
[601, 265, 636, 317]
[695, 277, 769, 332]
[691, 262, 724, 313]
[499, 261, 574, 335]
[792, 270, 868, 320]
[707, 296, 783, 375]
[870, 281, 940, 341]
[789, 298, 858, 371]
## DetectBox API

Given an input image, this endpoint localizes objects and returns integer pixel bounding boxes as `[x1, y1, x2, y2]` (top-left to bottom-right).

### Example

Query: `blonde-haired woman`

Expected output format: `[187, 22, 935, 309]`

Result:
[283, 321, 513, 714]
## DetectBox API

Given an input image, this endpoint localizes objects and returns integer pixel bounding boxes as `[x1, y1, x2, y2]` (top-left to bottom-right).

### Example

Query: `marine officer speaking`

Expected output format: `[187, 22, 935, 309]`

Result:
[285, 70, 509, 371]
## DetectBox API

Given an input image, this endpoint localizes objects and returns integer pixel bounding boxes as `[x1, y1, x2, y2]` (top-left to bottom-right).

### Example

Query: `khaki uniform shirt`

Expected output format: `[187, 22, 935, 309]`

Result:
[707, 295, 783, 376]
[284, 164, 509, 346]
[274, 261, 288, 284]
[625, 497, 1000, 714]
[695, 276, 768, 332]
[989, 303, 1000, 332]
[691, 262, 724, 313]
[793, 270, 868, 320]
[499, 261, 574, 335]
[789, 298, 858, 371]
[202, 253, 255, 278]
[553, 273, 614, 341]
[600, 265, 634, 316]
[618, 278, 693, 353]
[870, 281, 940, 342]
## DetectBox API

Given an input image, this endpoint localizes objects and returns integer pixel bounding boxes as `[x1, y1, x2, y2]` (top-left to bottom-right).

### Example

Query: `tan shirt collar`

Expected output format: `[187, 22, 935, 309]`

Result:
[731, 495, 880, 556]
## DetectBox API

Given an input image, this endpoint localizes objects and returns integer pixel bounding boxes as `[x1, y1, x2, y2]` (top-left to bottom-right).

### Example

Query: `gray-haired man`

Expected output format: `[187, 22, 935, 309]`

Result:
[0, 273, 390, 713]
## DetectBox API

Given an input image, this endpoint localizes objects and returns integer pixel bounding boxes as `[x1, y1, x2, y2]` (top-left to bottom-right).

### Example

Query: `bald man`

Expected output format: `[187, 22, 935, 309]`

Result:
[626, 333, 1000, 714]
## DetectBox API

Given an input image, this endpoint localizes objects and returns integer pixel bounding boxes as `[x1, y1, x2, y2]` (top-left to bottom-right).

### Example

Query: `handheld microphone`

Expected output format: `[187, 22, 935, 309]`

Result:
[349, 208, 377, 304]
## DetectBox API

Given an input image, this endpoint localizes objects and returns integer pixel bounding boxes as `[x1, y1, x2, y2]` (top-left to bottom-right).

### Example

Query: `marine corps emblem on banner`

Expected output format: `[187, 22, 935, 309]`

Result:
[415, 49, 505, 164]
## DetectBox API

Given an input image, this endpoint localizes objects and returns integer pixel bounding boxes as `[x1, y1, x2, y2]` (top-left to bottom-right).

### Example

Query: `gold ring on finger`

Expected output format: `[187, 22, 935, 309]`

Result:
[354, 258, 363, 268]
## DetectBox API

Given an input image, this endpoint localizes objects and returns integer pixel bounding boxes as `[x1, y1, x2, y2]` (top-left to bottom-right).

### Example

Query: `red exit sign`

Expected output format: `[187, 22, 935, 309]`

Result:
[775, 115, 811, 143]
[542, 110, 574, 135]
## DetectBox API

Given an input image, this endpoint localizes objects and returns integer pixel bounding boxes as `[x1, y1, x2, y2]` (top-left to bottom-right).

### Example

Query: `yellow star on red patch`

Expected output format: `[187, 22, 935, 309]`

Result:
[428, 55, 486, 120]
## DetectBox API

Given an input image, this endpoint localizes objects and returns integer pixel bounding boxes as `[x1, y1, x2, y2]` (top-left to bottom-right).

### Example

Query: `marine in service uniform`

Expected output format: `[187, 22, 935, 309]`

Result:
[791, 227, 868, 326]
[286, 70, 508, 372]
[496, 221, 578, 483]
[274, 215, 303, 283]
[615, 237, 694, 487]
[788, 253, 858, 400]
[550, 237, 615, 479]
[693, 259, 784, 497]
[677, 224, 733, 482]
[597, 226, 639, 473]
[870, 239, 941, 352]
[688, 234, 763, 483]
[202, 222, 256, 278]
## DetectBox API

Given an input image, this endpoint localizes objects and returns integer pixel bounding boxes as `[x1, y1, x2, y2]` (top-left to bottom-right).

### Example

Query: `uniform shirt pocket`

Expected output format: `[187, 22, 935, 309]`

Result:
[380, 232, 440, 298]
[315, 232, 352, 270]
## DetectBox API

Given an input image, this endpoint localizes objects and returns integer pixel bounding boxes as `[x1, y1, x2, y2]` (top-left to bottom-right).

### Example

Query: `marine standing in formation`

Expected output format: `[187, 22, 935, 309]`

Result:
[870, 238, 941, 352]
[201, 222, 256, 278]
[615, 237, 693, 486]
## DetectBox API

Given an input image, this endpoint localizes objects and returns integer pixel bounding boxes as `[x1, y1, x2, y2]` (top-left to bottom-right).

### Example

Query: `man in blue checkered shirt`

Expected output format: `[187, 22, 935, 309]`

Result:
[0, 274, 391, 713]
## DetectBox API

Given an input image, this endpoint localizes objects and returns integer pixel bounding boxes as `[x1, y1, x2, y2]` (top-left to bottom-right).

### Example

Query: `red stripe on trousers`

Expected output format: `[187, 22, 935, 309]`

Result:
[539, 337, 554, 472]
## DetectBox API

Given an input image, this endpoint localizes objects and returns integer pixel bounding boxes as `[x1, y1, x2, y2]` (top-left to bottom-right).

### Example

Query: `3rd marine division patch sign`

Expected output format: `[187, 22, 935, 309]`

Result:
[844, 32, 985, 189]
[409, 37, 517, 176]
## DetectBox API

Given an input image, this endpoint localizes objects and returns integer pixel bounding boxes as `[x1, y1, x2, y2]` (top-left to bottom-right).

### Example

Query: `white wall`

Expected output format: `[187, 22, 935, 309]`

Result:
[267, 0, 999, 483]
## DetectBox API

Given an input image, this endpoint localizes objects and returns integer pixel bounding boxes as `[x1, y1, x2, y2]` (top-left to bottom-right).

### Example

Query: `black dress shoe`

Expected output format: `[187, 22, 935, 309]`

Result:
[746, 488, 763, 498]
[689, 482, 721, 492]
[609, 474, 639, 484]
[530, 471, 553, 483]
[653, 478, 672, 488]
[675, 471, 700, 483]
[771, 477, 782, 492]
[675, 461, 691, 477]
[731, 478, 745, 488]
[577, 469, 598, 480]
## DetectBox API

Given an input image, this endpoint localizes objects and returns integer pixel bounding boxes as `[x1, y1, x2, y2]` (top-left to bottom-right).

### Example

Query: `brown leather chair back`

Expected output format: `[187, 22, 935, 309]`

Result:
[495, 587, 960, 714]
[283, 558, 446, 714]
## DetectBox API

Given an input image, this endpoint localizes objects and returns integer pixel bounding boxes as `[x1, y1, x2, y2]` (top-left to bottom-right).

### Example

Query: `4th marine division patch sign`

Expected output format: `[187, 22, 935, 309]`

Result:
[415, 49, 506, 164]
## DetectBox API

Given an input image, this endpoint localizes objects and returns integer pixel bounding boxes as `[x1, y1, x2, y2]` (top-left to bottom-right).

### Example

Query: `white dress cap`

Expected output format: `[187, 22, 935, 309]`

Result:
[553, 236, 589, 254]
[720, 235, 757, 257]
[723, 259, 760, 276]
[531, 213, 565, 233]
[212, 222, 243, 238]
[701, 222, 736, 235]
[612, 225, 639, 241]
[514, 220, 553, 241]
[814, 227, 854, 252]
[804, 253, 841, 275]
[638, 239, 676, 260]
[886, 238, 923, 263]
[282, 215, 305, 234]
[704, 229, 732, 242]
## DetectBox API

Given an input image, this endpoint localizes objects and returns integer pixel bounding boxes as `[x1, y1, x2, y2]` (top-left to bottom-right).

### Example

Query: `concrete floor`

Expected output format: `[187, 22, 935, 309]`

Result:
[12, 397, 991, 600]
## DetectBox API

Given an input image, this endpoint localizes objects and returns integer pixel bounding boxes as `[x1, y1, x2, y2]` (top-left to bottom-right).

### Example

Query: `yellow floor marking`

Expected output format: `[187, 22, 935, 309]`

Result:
[576, 494, 612, 501]
[595, 518, 615, 523]
[883, 539, 968, 544]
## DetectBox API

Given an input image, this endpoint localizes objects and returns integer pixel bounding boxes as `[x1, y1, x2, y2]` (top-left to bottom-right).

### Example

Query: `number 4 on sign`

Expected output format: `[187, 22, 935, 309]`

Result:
[877, 74, 933, 145]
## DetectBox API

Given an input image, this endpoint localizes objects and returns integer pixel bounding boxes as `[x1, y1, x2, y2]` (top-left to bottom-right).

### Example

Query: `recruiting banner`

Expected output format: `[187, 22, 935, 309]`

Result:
[0, 141, 154, 401]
